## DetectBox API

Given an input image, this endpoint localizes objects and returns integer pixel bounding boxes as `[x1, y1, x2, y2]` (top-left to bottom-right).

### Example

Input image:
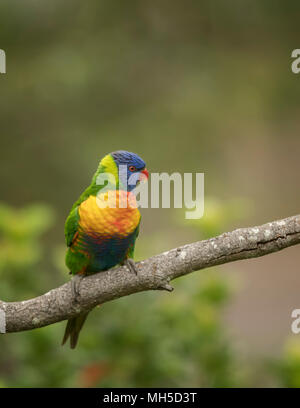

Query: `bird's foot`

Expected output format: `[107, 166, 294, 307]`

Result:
[159, 282, 174, 292]
[71, 274, 84, 303]
[123, 258, 139, 276]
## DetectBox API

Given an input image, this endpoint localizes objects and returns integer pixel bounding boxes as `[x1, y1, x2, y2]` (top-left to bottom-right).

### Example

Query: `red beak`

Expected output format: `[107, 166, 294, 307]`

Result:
[139, 168, 149, 182]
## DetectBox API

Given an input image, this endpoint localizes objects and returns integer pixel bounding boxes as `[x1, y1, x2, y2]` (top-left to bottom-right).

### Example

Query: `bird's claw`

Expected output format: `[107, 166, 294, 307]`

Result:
[159, 282, 174, 292]
[71, 274, 84, 303]
[123, 258, 139, 276]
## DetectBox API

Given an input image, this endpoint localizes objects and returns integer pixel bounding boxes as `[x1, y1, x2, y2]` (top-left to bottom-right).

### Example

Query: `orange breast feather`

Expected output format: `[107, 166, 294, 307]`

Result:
[78, 191, 140, 238]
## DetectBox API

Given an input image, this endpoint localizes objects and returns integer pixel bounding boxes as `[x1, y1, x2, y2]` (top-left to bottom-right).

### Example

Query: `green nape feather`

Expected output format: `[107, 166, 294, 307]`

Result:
[70, 154, 119, 213]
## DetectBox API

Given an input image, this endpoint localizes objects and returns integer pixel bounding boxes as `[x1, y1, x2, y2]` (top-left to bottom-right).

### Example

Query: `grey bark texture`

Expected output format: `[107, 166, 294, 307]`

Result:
[0, 214, 300, 334]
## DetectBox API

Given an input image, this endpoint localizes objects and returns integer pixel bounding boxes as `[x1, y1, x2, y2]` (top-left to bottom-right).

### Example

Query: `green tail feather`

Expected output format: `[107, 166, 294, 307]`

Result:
[61, 312, 89, 349]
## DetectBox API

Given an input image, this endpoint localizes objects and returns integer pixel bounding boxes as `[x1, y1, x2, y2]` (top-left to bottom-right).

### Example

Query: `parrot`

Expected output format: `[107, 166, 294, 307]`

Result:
[62, 150, 149, 348]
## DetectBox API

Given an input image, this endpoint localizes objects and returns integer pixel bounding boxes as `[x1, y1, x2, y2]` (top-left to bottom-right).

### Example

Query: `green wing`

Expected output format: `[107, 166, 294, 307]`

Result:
[65, 206, 80, 247]
[65, 205, 90, 275]
[127, 221, 140, 259]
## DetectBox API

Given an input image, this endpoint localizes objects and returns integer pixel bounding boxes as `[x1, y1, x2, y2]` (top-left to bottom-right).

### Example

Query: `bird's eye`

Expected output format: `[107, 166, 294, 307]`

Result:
[129, 166, 136, 172]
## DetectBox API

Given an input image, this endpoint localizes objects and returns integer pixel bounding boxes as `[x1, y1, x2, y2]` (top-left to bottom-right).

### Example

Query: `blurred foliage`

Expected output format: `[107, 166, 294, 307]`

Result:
[0, 203, 55, 300]
[271, 339, 300, 388]
[0, 201, 298, 388]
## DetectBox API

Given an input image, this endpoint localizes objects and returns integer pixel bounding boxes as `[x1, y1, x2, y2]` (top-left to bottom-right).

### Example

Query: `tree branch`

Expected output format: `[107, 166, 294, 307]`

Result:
[1, 215, 300, 334]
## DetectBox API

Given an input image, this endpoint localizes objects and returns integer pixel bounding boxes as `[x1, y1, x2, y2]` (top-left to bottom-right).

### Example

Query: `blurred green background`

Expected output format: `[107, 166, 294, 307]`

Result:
[1, 0, 300, 387]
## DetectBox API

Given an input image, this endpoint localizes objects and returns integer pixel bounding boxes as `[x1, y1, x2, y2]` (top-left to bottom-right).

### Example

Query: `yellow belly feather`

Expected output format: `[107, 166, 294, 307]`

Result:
[78, 191, 141, 237]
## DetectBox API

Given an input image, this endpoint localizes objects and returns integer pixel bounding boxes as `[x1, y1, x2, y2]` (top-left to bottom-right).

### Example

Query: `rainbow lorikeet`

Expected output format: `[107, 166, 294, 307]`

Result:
[62, 151, 148, 348]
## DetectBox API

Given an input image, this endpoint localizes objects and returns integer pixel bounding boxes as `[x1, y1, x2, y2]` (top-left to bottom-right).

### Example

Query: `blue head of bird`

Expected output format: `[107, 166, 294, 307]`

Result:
[111, 150, 149, 192]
